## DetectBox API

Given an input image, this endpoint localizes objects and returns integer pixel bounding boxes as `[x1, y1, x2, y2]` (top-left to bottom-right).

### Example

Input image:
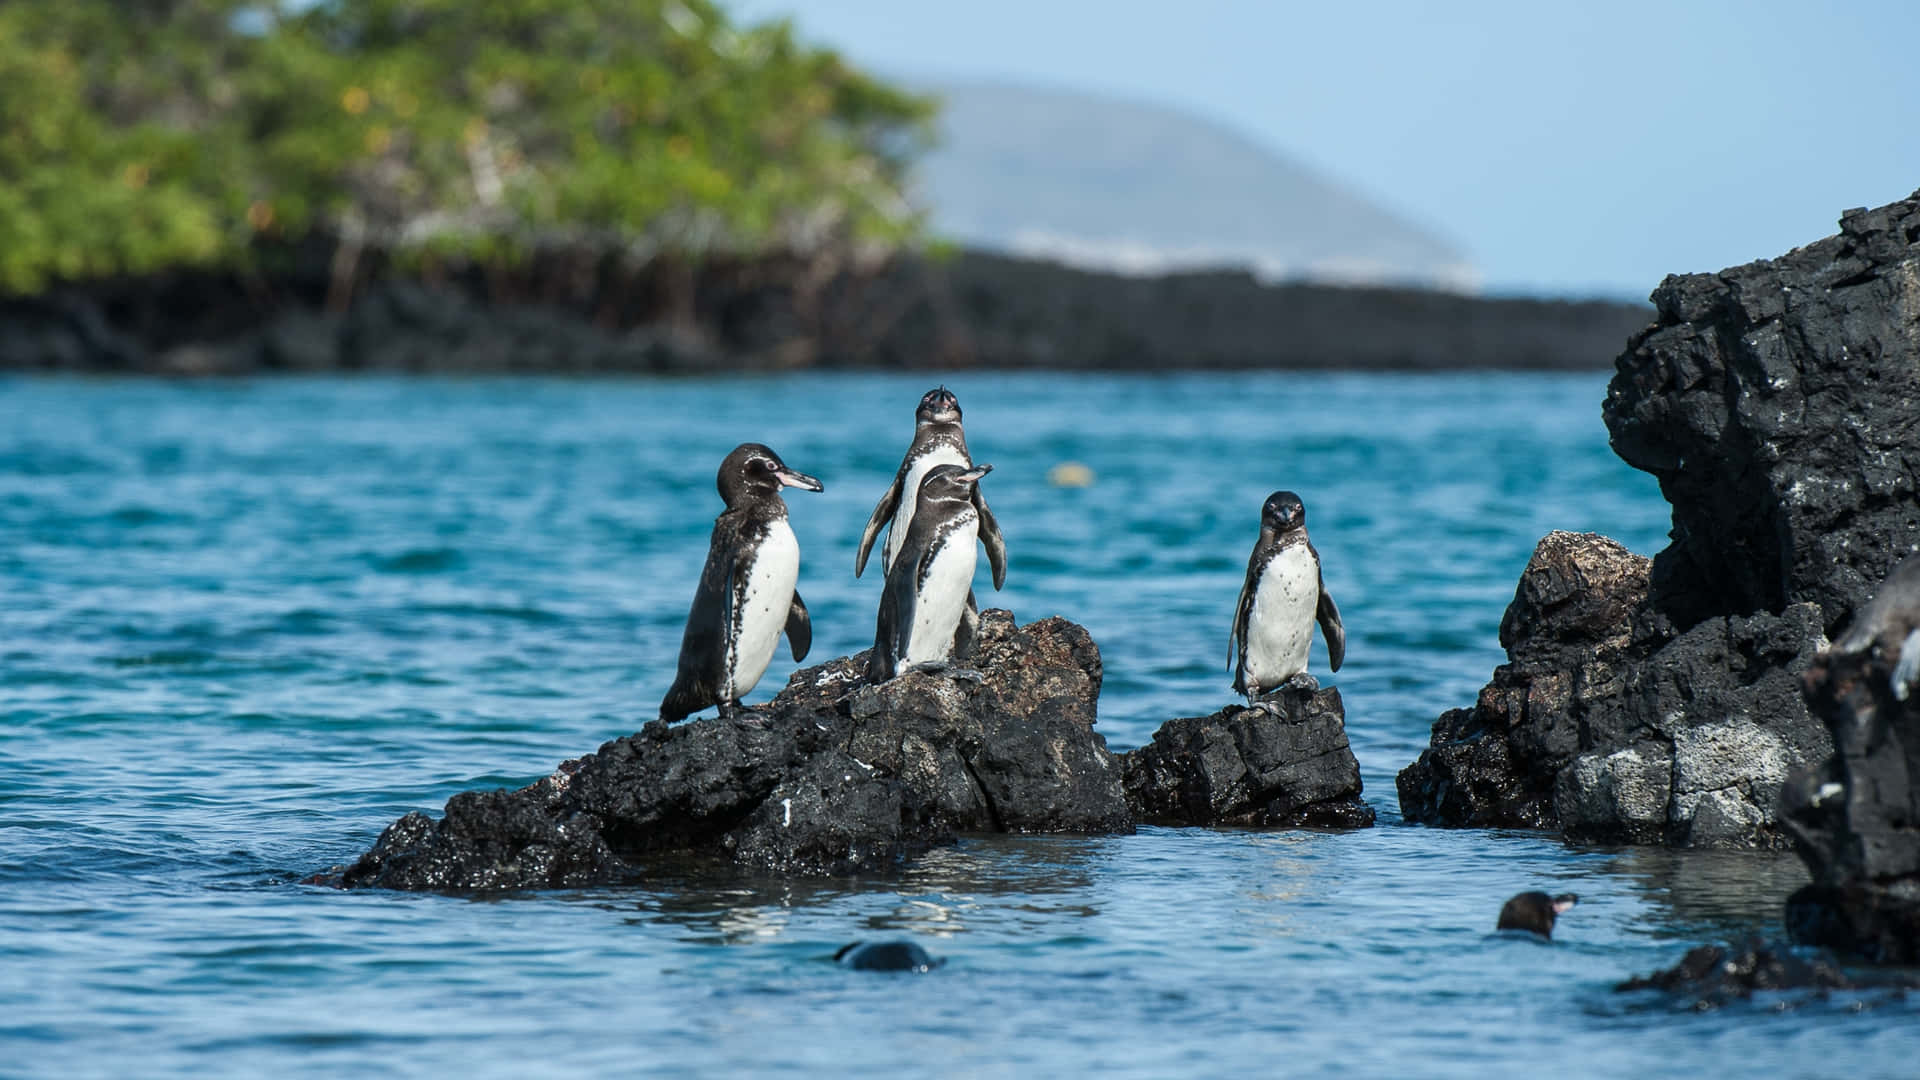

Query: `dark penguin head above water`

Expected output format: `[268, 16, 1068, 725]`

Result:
[916, 386, 963, 426]
[1262, 490, 1306, 535]
[834, 940, 939, 973]
[716, 443, 823, 507]
[1497, 891, 1579, 938]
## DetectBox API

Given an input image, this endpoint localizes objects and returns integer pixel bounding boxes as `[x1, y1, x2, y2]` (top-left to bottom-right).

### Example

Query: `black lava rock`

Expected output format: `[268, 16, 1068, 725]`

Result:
[1783, 558, 1920, 963]
[338, 611, 1132, 889]
[1122, 684, 1374, 828]
[1402, 189, 1920, 848]
[1606, 193, 1920, 634]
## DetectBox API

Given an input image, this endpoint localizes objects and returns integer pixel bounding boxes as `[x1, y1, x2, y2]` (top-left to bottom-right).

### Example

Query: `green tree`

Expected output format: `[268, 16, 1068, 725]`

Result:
[0, 0, 935, 296]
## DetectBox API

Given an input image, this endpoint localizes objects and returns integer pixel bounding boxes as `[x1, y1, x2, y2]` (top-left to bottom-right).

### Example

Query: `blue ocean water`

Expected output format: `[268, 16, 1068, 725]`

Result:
[2, 372, 1914, 1078]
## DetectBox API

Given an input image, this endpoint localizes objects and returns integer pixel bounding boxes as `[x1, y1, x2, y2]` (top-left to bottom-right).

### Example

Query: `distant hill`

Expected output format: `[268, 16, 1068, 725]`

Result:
[915, 81, 1478, 291]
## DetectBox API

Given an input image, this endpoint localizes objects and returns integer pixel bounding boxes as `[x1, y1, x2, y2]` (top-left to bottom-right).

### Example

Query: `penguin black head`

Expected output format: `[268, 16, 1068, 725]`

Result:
[716, 442, 823, 506]
[1261, 491, 1306, 535]
[918, 462, 991, 504]
[916, 386, 962, 426]
[1496, 891, 1578, 938]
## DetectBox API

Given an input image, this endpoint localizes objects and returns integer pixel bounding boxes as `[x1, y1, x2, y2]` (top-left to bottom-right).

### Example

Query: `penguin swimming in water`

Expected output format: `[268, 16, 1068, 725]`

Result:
[659, 443, 822, 723]
[867, 463, 994, 683]
[1497, 891, 1579, 938]
[1229, 490, 1345, 703]
[855, 388, 1007, 650]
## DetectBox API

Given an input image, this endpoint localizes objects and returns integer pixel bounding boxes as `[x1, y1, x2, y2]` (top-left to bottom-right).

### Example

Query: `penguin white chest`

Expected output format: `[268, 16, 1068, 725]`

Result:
[1245, 545, 1318, 686]
[902, 516, 978, 666]
[883, 446, 971, 571]
[725, 520, 799, 700]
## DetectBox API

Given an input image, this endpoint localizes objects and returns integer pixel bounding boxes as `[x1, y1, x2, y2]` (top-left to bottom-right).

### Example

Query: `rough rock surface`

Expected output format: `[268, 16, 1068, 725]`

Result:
[1402, 191, 1920, 848]
[339, 611, 1133, 889]
[1397, 532, 1830, 847]
[335, 610, 1369, 891]
[1783, 560, 1920, 963]
[1606, 194, 1920, 633]
[1614, 938, 1918, 1008]
[1122, 685, 1374, 828]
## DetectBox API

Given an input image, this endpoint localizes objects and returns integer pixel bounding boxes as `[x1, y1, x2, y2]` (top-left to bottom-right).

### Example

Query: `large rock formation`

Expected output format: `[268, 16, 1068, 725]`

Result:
[334, 611, 1370, 890]
[1401, 190, 1920, 847]
[1784, 558, 1920, 963]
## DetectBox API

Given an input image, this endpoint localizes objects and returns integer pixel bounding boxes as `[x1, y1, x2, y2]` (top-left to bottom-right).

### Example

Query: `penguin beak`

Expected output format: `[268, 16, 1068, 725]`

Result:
[1551, 893, 1578, 914]
[774, 466, 823, 492]
[958, 463, 992, 483]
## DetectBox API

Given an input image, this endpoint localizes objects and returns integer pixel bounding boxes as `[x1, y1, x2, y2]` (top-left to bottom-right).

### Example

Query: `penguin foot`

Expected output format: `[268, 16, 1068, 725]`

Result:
[1285, 673, 1321, 692]
[731, 709, 770, 729]
[1243, 700, 1288, 720]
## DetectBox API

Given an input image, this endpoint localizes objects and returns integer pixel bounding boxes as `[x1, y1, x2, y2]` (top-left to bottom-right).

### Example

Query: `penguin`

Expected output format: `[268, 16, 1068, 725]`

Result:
[1229, 490, 1345, 703]
[854, 387, 1007, 650]
[659, 443, 822, 723]
[1829, 554, 1920, 701]
[1497, 891, 1579, 938]
[867, 463, 994, 683]
[833, 940, 940, 972]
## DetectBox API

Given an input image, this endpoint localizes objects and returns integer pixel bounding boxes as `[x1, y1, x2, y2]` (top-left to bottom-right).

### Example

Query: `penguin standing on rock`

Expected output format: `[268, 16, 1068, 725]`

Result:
[659, 443, 822, 723]
[867, 464, 995, 683]
[856, 388, 1007, 651]
[1229, 490, 1345, 705]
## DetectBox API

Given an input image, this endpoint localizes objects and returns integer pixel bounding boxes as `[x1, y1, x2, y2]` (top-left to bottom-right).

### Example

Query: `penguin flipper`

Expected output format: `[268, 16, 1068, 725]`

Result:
[854, 475, 903, 578]
[1229, 559, 1256, 679]
[1316, 568, 1345, 673]
[660, 528, 735, 721]
[868, 581, 903, 682]
[974, 489, 1008, 591]
[786, 589, 812, 663]
[952, 590, 980, 658]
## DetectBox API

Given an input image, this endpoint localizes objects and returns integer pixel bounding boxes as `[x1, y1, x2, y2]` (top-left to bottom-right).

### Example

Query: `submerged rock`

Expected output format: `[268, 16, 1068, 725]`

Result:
[341, 611, 1131, 889]
[1613, 938, 1903, 1009]
[1122, 684, 1374, 829]
[1403, 189, 1920, 848]
[1784, 557, 1920, 963]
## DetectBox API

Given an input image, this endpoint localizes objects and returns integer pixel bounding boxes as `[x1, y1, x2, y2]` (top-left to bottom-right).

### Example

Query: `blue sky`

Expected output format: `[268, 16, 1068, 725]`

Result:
[733, 0, 1920, 298]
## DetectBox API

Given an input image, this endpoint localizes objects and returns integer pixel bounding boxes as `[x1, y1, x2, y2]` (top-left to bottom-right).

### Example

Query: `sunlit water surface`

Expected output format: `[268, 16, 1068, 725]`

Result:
[3, 373, 1914, 1077]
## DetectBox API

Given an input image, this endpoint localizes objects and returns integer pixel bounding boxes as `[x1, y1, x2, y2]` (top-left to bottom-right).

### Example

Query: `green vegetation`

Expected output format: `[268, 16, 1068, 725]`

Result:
[0, 0, 935, 295]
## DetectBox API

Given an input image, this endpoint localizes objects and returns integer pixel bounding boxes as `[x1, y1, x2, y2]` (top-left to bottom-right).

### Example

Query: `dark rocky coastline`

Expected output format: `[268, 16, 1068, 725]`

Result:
[1399, 190, 1920, 853]
[331, 610, 1369, 891]
[0, 241, 1648, 374]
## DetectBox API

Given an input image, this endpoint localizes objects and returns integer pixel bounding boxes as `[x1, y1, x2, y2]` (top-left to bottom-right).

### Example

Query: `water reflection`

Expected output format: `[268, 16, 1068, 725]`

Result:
[1594, 845, 1810, 940]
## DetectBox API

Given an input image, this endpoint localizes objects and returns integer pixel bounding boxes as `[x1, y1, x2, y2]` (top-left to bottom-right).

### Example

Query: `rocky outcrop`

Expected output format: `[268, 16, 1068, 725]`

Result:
[1400, 191, 1920, 848]
[1606, 194, 1920, 633]
[1123, 685, 1373, 828]
[1396, 532, 1829, 847]
[334, 610, 1369, 891]
[1784, 558, 1920, 963]
[339, 611, 1131, 889]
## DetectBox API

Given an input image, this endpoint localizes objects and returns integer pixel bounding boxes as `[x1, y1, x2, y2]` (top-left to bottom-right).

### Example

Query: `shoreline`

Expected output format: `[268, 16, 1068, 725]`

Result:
[0, 244, 1651, 376]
